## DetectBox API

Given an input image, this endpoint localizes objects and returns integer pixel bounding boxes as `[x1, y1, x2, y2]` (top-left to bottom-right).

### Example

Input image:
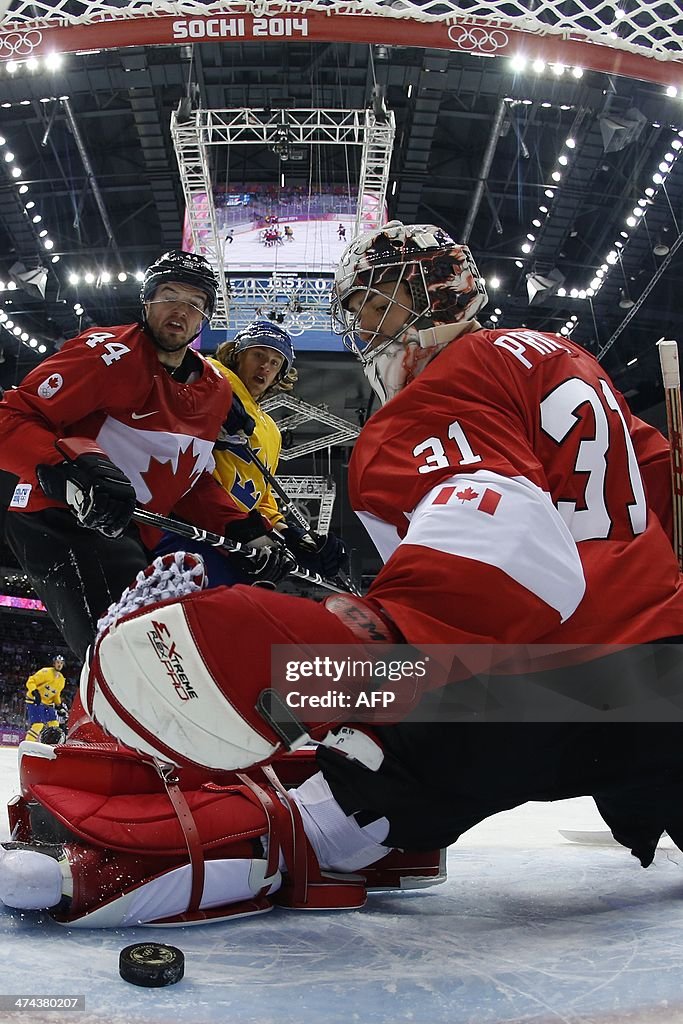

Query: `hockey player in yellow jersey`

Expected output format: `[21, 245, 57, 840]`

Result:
[210, 321, 296, 533]
[24, 654, 67, 742]
[154, 320, 347, 584]
[210, 320, 348, 582]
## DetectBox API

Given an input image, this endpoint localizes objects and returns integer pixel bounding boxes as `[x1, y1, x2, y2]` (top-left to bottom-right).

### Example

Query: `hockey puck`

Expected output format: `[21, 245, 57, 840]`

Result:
[119, 943, 185, 988]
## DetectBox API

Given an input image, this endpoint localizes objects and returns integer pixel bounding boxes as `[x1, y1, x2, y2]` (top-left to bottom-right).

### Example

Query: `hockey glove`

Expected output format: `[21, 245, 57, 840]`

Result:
[37, 438, 136, 539]
[281, 525, 349, 578]
[39, 725, 64, 746]
[215, 394, 256, 449]
[223, 509, 272, 545]
[230, 541, 297, 587]
[28, 691, 42, 705]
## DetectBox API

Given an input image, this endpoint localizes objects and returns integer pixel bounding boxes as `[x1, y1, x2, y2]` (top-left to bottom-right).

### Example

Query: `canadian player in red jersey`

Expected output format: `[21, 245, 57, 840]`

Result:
[0, 250, 291, 659]
[3, 223, 683, 927]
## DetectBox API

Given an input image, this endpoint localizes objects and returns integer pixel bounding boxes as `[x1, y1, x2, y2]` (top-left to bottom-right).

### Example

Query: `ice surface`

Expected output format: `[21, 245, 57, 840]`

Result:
[217, 216, 355, 275]
[1, 744, 683, 1024]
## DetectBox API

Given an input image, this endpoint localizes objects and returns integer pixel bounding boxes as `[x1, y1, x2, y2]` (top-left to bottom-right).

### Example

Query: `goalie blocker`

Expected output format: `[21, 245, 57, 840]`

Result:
[82, 583, 419, 773]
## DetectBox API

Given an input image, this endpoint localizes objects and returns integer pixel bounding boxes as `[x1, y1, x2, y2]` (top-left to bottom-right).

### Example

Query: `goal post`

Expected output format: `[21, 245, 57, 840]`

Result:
[1, 1, 682, 89]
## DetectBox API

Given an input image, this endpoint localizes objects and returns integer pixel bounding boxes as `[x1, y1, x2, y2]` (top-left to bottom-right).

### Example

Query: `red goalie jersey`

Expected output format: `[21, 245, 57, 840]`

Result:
[352, 327, 683, 647]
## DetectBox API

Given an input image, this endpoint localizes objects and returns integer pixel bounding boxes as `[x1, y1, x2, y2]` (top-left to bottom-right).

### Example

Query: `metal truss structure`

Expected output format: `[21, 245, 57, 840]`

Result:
[171, 106, 395, 329]
[227, 274, 335, 332]
[261, 392, 360, 460]
[277, 475, 337, 534]
[170, 111, 231, 325]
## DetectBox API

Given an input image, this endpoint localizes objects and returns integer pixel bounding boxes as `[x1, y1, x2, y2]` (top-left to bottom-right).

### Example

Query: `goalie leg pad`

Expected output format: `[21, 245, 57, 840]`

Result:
[55, 845, 279, 928]
[10, 737, 369, 925]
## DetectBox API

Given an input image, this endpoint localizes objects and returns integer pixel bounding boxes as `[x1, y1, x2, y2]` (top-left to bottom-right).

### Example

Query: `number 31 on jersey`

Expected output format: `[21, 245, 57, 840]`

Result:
[411, 376, 647, 543]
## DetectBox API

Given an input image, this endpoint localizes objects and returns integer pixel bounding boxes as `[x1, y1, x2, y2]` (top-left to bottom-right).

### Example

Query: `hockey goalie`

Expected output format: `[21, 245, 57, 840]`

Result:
[5, 218, 683, 925]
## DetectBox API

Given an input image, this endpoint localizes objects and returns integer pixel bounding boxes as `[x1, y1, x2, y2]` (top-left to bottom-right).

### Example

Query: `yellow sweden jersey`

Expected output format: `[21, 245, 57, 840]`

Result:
[208, 360, 285, 528]
[26, 667, 65, 706]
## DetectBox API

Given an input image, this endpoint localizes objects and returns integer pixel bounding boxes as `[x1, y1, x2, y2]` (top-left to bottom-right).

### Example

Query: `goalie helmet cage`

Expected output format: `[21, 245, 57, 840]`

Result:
[0, 0, 680, 87]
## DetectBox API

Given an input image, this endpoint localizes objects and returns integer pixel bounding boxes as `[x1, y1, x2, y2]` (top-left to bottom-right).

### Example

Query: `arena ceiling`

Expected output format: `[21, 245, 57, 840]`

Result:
[0, 31, 681, 578]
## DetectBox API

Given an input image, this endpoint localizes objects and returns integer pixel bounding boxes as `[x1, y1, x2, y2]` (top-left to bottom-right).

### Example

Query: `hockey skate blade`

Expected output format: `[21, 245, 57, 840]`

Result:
[559, 829, 672, 847]
[559, 829, 621, 846]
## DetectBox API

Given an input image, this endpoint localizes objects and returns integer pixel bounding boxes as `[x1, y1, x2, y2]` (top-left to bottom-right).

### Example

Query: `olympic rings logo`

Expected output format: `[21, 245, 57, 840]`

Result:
[447, 25, 509, 53]
[0, 29, 43, 58]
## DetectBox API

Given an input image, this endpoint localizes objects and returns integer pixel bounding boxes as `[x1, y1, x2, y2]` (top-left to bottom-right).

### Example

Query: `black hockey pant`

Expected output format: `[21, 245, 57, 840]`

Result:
[317, 642, 683, 867]
[5, 508, 150, 661]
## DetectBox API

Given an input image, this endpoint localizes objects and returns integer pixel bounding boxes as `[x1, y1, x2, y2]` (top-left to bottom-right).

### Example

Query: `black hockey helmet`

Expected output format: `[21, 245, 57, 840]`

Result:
[140, 251, 220, 320]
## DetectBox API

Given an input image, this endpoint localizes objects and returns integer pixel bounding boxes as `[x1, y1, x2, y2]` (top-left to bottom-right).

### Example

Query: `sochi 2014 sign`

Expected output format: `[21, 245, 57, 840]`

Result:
[0, 11, 678, 88]
[172, 16, 309, 40]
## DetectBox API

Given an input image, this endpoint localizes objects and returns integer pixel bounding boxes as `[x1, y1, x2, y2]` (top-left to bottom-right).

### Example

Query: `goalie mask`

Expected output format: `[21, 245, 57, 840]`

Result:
[331, 221, 487, 404]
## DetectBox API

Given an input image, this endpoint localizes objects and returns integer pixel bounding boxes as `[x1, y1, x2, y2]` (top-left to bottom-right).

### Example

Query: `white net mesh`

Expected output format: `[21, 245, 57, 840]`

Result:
[0, 0, 681, 62]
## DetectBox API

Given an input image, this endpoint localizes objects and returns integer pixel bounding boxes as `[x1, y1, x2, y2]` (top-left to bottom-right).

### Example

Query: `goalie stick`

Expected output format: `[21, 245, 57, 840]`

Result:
[657, 339, 683, 570]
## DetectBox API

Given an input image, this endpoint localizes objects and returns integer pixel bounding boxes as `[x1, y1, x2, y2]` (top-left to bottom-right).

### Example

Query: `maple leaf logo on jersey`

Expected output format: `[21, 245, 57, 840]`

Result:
[96, 418, 215, 506]
[140, 443, 205, 505]
[456, 486, 479, 503]
[37, 373, 64, 399]
[432, 482, 502, 516]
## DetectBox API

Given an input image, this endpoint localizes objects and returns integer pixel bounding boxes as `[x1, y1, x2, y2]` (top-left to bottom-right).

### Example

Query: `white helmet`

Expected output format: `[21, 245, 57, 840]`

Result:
[331, 221, 487, 404]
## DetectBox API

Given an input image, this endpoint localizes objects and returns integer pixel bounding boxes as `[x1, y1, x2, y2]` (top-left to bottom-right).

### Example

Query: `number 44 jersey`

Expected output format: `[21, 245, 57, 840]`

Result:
[0, 323, 243, 548]
[350, 327, 683, 647]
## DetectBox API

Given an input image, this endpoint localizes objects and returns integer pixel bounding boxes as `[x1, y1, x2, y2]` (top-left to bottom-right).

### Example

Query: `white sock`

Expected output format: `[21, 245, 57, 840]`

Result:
[0, 849, 64, 910]
[290, 772, 390, 872]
